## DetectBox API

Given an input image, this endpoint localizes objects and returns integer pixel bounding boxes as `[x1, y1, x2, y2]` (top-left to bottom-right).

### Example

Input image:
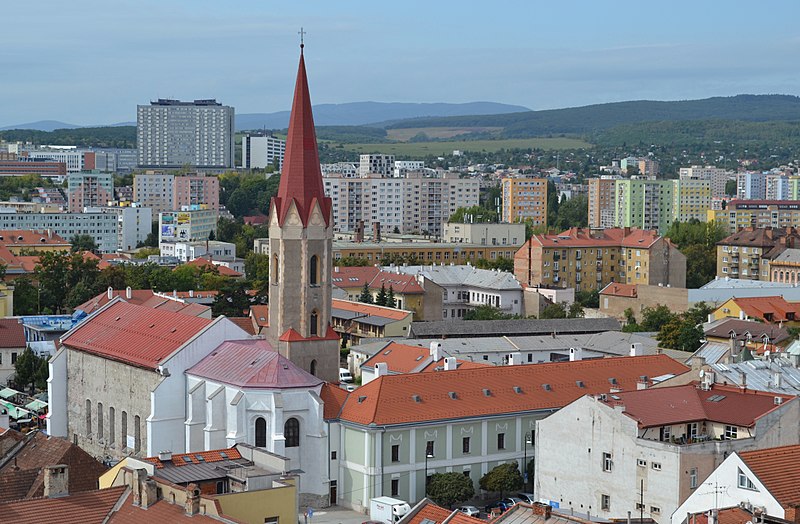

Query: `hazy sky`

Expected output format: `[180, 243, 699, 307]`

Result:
[1, 0, 799, 126]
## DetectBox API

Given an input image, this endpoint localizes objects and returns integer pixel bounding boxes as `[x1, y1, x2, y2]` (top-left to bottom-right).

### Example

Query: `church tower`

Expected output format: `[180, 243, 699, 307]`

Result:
[268, 45, 339, 382]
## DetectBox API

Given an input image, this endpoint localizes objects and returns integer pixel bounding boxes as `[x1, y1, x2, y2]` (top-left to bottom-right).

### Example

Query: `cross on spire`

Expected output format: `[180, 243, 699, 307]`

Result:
[298, 27, 306, 49]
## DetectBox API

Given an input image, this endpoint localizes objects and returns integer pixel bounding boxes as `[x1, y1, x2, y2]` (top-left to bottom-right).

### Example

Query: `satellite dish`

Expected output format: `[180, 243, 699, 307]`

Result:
[699, 370, 705, 378]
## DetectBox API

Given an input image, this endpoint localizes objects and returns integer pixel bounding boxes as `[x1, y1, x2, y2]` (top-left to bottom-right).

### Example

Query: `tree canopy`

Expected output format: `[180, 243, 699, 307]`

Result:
[479, 462, 523, 497]
[449, 205, 498, 224]
[427, 472, 475, 509]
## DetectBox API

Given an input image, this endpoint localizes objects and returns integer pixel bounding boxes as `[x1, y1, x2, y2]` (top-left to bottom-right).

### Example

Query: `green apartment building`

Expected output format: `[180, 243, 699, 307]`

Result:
[613, 178, 710, 233]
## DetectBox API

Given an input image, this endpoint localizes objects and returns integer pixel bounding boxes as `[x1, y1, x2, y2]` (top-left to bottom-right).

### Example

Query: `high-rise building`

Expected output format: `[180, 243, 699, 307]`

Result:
[133, 172, 175, 214]
[241, 133, 286, 170]
[588, 176, 619, 229]
[708, 200, 800, 233]
[358, 154, 394, 177]
[66, 172, 114, 212]
[133, 173, 219, 213]
[615, 178, 674, 233]
[501, 176, 548, 227]
[766, 174, 790, 200]
[737, 172, 767, 200]
[671, 177, 711, 223]
[679, 165, 732, 199]
[137, 99, 234, 169]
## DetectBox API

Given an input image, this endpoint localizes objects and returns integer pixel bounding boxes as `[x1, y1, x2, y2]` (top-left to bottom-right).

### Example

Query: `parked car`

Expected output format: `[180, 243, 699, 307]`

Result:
[502, 497, 523, 508]
[484, 500, 507, 514]
[339, 368, 354, 383]
[458, 506, 480, 518]
[516, 493, 536, 504]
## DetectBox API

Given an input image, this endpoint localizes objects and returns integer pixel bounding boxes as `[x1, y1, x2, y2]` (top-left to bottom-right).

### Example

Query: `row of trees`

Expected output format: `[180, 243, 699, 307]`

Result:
[623, 302, 713, 353]
[664, 219, 728, 289]
[358, 283, 397, 308]
[427, 461, 530, 508]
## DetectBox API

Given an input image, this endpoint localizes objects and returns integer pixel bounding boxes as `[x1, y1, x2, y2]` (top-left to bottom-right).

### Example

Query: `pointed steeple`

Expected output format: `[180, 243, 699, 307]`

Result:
[272, 47, 330, 226]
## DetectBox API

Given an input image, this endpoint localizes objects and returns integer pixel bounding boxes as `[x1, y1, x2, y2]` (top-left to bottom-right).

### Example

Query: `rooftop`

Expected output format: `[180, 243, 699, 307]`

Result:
[407, 317, 621, 338]
[76, 289, 211, 317]
[0, 229, 69, 247]
[704, 317, 790, 345]
[0, 319, 25, 348]
[739, 444, 800, 509]
[403, 499, 485, 524]
[599, 282, 637, 298]
[332, 299, 412, 323]
[523, 227, 665, 249]
[394, 265, 522, 290]
[725, 296, 800, 323]
[181, 257, 243, 277]
[709, 358, 800, 395]
[0, 485, 127, 524]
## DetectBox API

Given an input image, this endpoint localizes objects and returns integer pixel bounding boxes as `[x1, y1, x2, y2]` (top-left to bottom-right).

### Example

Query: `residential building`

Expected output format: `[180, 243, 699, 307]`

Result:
[711, 296, 800, 325]
[321, 162, 358, 178]
[87, 204, 152, 252]
[514, 227, 686, 292]
[737, 172, 768, 200]
[588, 176, 619, 229]
[358, 341, 490, 384]
[406, 317, 620, 339]
[0, 281, 13, 317]
[535, 384, 800, 524]
[766, 174, 790, 200]
[709, 200, 800, 233]
[0, 229, 71, 254]
[599, 283, 689, 319]
[671, 177, 711, 223]
[133, 172, 175, 213]
[75, 287, 212, 317]
[137, 98, 234, 169]
[158, 208, 218, 243]
[92, 148, 138, 173]
[394, 160, 426, 177]
[402, 499, 485, 524]
[0, 158, 66, 178]
[173, 174, 220, 210]
[715, 227, 800, 280]
[673, 444, 800, 524]
[359, 154, 395, 177]
[66, 172, 114, 212]
[181, 256, 244, 278]
[501, 177, 548, 227]
[331, 299, 413, 346]
[0, 213, 120, 253]
[766, 248, 800, 283]
[615, 178, 674, 233]
[333, 240, 516, 265]
[159, 239, 235, 263]
[240, 133, 286, 170]
[442, 222, 526, 247]
[679, 165, 733, 199]
[0, 319, 25, 384]
[325, 354, 689, 511]
[639, 157, 659, 177]
[394, 264, 524, 318]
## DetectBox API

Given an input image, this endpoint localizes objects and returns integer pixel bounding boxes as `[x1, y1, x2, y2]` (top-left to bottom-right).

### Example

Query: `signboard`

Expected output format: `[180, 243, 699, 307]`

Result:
[161, 225, 175, 238]
[162, 213, 175, 224]
[177, 212, 190, 224]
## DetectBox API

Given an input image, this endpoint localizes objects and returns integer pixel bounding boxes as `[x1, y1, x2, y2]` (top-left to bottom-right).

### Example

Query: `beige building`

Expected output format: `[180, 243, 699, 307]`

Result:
[679, 165, 733, 199]
[709, 200, 800, 233]
[715, 227, 800, 280]
[588, 176, 619, 229]
[442, 221, 526, 246]
[501, 176, 548, 226]
[599, 283, 689, 319]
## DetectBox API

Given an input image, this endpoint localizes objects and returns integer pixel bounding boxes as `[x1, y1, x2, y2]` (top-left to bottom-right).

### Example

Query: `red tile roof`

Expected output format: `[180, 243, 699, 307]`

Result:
[182, 258, 242, 277]
[406, 500, 484, 524]
[331, 266, 425, 294]
[228, 317, 257, 335]
[77, 290, 211, 317]
[188, 339, 323, 389]
[691, 507, 753, 524]
[76, 289, 158, 315]
[521, 227, 664, 250]
[272, 50, 331, 227]
[320, 383, 349, 419]
[250, 305, 269, 327]
[0, 485, 126, 524]
[62, 301, 213, 369]
[420, 359, 491, 373]
[0, 229, 69, 248]
[600, 283, 637, 298]
[332, 299, 411, 321]
[334, 355, 689, 425]
[0, 319, 26, 348]
[364, 342, 431, 373]
[143, 447, 243, 469]
[108, 491, 234, 523]
[609, 383, 793, 428]
[727, 296, 800, 323]
[739, 444, 800, 508]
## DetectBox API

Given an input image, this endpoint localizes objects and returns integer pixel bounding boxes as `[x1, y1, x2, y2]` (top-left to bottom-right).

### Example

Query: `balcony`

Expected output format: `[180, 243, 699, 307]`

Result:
[553, 253, 561, 261]
[596, 273, 603, 281]
[596, 252, 603, 260]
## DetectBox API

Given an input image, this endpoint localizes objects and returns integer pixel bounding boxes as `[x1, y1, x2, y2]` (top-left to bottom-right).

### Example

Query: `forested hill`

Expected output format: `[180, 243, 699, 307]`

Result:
[0, 126, 136, 149]
[385, 95, 800, 138]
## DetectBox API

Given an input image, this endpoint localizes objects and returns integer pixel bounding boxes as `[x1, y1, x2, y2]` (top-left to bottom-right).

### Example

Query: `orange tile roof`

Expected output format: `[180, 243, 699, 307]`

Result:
[0, 229, 69, 247]
[250, 305, 269, 327]
[521, 227, 662, 250]
[228, 317, 257, 335]
[143, 447, 242, 469]
[364, 341, 431, 373]
[728, 296, 800, 323]
[600, 283, 637, 298]
[335, 355, 689, 425]
[420, 359, 491, 373]
[0, 485, 126, 524]
[77, 290, 210, 317]
[0, 319, 26, 348]
[739, 444, 800, 508]
[406, 501, 484, 524]
[320, 383, 350, 419]
[181, 258, 243, 277]
[108, 491, 233, 523]
[691, 507, 753, 524]
[332, 299, 411, 321]
[331, 266, 425, 294]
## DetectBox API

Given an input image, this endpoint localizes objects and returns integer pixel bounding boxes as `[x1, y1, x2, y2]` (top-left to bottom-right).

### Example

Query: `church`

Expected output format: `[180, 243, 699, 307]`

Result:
[47, 45, 341, 507]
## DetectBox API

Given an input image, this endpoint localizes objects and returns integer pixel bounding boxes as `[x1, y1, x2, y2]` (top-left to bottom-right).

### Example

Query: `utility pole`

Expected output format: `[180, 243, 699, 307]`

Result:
[639, 479, 644, 523]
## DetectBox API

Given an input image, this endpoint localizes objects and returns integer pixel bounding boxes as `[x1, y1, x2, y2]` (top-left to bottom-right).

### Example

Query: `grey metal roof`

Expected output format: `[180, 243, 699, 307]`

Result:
[407, 317, 621, 338]
[700, 277, 799, 289]
[394, 264, 521, 290]
[153, 458, 251, 484]
[710, 358, 800, 394]
[771, 248, 800, 264]
[687, 341, 731, 366]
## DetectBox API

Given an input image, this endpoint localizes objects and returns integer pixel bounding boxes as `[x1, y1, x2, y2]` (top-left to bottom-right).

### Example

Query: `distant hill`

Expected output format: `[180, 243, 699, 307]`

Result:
[385, 95, 800, 138]
[0, 126, 136, 149]
[0, 120, 82, 132]
[235, 101, 529, 131]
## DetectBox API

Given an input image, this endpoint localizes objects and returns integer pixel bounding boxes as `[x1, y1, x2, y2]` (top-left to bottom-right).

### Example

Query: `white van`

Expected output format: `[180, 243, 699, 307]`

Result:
[339, 368, 354, 383]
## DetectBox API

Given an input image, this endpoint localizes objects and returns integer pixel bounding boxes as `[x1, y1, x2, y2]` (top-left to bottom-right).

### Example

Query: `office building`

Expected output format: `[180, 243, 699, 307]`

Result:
[24, 148, 93, 174]
[241, 133, 286, 170]
[137, 99, 234, 169]
[0, 158, 66, 178]
[158, 208, 218, 244]
[358, 154, 394, 177]
[501, 176, 548, 227]
[67, 171, 114, 212]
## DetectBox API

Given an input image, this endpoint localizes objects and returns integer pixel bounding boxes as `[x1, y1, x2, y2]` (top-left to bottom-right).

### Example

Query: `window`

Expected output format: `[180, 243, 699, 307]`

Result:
[391, 478, 399, 497]
[497, 433, 505, 450]
[652, 462, 662, 471]
[121, 411, 127, 449]
[738, 468, 757, 490]
[690, 468, 698, 489]
[426, 440, 435, 457]
[255, 417, 267, 447]
[11, 352, 17, 364]
[284, 418, 300, 448]
[651, 507, 661, 515]
[463, 437, 471, 454]
[272, 254, 279, 284]
[134, 415, 141, 453]
[97, 402, 104, 441]
[660, 426, 671, 442]
[637, 459, 647, 468]
[109, 407, 115, 445]
[391, 444, 400, 462]
[331, 451, 337, 460]
[687, 422, 698, 440]
[602, 452, 612, 472]
[310, 255, 319, 286]
[216, 481, 229, 494]
[86, 399, 92, 436]
[310, 311, 318, 336]
[309, 359, 317, 377]
[601, 494, 610, 510]
[724, 425, 737, 439]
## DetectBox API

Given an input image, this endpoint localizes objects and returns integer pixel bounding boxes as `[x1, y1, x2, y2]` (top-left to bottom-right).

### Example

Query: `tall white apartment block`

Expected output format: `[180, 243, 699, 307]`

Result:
[321, 163, 359, 178]
[393, 160, 425, 177]
[137, 99, 234, 169]
[358, 154, 395, 177]
[679, 165, 733, 199]
[241, 134, 286, 170]
[737, 172, 767, 200]
[766, 174, 790, 200]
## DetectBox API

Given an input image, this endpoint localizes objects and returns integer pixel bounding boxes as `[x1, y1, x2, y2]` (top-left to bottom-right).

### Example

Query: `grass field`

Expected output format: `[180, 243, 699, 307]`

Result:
[386, 126, 503, 141]
[339, 137, 592, 156]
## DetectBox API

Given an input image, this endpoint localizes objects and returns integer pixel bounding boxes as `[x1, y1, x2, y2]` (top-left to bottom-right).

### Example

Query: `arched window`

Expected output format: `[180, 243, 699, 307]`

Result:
[310, 310, 318, 336]
[121, 411, 127, 449]
[310, 359, 317, 377]
[109, 407, 116, 445]
[255, 417, 267, 447]
[86, 399, 92, 435]
[310, 255, 319, 286]
[97, 402, 104, 441]
[272, 254, 279, 284]
[134, 415, 141, 453]
[285, 418, 300, 448]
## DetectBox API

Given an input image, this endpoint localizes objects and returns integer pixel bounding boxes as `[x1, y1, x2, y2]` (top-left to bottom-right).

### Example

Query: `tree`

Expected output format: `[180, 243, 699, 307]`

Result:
[539, 302, 567, 319]
[358, 282, 373, 304]
[449, 205, 498, 224]
[338, 256, 369, 267]
[568, 301, 585, 318]
[12, 277, 38, 315]
[725, 179, 737, 197]
[13, 347, 48, 393]
[375, 283, 387, 306]
[475, 257, 514, 272]
[657, 315, 704, 352]
[386, 286, 397, 309]
[464, 304, 513, 320]
[479, 462, 523, 497]
[427, 472, 475, 509]
[640, 305, 678, 332]
[211, 281, 252, 317]
[664, 219, 727, 288]
[575, 289, 599, 309]
[245, 252, 270, 290]
[551, 195, 588, 230]
[69, 234, 98, 253]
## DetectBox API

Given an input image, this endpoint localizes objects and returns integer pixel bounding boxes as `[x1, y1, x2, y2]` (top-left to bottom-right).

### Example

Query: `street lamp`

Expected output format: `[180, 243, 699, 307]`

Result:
[523, 431, 533, 491]
[424, 450, 435, 497]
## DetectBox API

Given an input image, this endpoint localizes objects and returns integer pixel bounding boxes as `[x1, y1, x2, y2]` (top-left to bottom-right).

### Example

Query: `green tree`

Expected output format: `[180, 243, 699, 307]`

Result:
[386, 286, 397, 309]
[568, 301, 585, 318]
[427, 472, 475, 509]
[69, 234, 98, 253]
[375, 284, 388, 306]
[725, 179, 737, 197]
[13, 347, 49, 393]
[464, 304, 513, 320]
[479, 462, 523, 497]
[539, 302, 567, 319]
[211, 281, 252, 317]
[575, 289, 599, 308]
[475, 257, 514, 272]
[640, 305, 678, 332]
[358, 282, 373, 304]
[449, 205, 498, 223]
[664, 219, 727, 288]
[245, 252, 270, 290]
[551, 195, 588, 230]
[338, 256, 369, 267]
[657, 315, 704, 352]
[12, 277, 38, 315]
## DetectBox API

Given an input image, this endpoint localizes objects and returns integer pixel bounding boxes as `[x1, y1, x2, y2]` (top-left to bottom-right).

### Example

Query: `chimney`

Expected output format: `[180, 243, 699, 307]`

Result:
[569, 347, 582, 361]
[44, 465, 69, 498]
[637, 376, 649, 390]
[126, 286, 132, 300]
[141, 479, 158, 509]
[740, 370, 747, 390]
[354, 220, 365, 243]
[630, 343, 643, 357]
[430, 341, 442, 362]
[532, 503, 552, 519]
[374, 362, 388, 377]
[107, 286, 113, 300]
[159, 450, 173, 462]
[739, 310, 746, 320]
[334, 266, 340, 273]
[774, 371, 782, 389]
[708, 509, 718, 524]
[373, 221, 382, 242]
[444, 357, 458, 371]
[173, 289, 178, 299]
[185, 483, 200, 516]
[189, 289, 194, 298]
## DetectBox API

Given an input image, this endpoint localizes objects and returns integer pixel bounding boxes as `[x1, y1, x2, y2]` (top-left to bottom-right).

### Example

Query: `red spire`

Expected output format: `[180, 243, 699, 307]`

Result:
[273, 49, 330, 226]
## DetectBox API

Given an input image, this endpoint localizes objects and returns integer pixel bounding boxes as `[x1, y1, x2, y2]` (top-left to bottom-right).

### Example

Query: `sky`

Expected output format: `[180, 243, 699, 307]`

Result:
[1, 0, 799, 126]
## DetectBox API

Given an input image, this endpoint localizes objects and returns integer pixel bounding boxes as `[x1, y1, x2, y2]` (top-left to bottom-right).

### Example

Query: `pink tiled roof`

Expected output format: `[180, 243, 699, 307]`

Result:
[0, 319, 25, 348]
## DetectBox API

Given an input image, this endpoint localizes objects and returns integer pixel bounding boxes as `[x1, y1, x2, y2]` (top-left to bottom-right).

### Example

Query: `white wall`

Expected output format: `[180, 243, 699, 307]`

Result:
[46, 347, 68, 436]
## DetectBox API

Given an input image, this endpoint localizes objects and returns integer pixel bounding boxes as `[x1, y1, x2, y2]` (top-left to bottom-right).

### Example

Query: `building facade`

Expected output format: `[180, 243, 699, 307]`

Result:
[173, 174, 220, 210]
[158, 208, 218, 244]
[708, 201, 800, 233]
[615, 178, 674, 233]
[67, 172, 114, 212]
[588, 176, 619, 229]
[501, 177, 548, 227]
[737, 172, 768, 200]
[442, 222, 526, 246]
[679, 165, 732, 199]
[359, 154, 395, 177]
[137, 99, 234, 169]
[715, 227, 800, 280]
[241, 133, 286, 170]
